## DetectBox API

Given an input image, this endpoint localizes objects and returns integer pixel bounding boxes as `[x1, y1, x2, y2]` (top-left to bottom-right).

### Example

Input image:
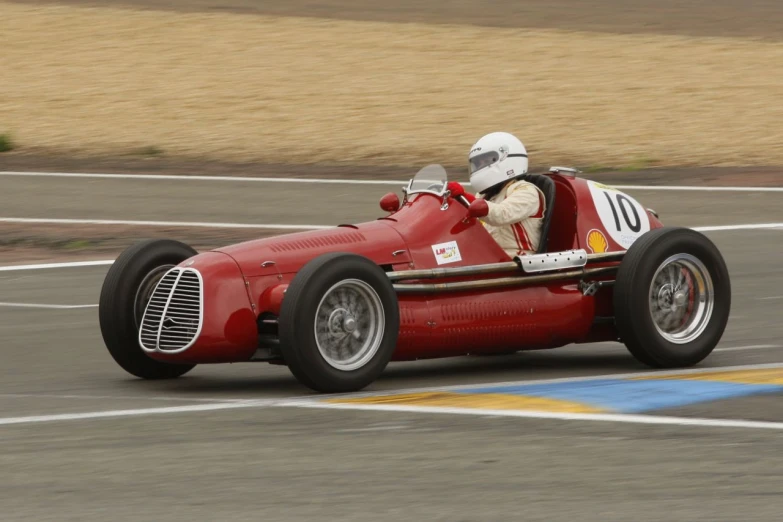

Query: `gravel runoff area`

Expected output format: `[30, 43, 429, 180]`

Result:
[2, 1, 783, 170]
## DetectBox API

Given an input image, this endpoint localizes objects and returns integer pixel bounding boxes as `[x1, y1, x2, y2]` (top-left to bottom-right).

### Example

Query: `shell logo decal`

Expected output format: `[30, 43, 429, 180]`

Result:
[587, 229, 609, 253]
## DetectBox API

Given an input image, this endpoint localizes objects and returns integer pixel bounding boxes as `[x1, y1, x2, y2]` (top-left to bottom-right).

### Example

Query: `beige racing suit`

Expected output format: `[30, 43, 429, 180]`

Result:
[479, 180, 546, 257]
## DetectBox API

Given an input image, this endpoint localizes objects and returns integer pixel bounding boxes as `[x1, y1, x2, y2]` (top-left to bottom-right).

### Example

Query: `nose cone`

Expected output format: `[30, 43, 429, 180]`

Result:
[144, 251, 259, 365]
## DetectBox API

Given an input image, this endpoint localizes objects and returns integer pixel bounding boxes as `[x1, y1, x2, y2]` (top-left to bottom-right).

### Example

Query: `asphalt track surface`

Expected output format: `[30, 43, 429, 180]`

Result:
[1, 172, 783, 520]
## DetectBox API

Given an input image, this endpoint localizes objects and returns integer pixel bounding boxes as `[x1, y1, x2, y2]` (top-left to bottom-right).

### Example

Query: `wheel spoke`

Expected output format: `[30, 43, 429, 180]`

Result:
[675, 268, 685, 291]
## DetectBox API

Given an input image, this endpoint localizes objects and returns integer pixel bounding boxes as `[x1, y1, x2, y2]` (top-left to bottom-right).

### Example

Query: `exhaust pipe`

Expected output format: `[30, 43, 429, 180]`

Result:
[392, 266, 619, 294]
[388, 249, 625, 283]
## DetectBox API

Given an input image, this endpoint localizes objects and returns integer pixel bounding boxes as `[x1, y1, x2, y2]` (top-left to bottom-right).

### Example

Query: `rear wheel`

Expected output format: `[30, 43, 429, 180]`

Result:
[99, 239, 198, 379]
[613, 227, 731, 367]
[278, 253, 400, 393]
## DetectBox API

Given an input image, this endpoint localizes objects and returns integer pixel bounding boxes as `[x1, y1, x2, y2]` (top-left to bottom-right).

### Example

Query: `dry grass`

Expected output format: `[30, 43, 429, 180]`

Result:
[2, 2, 783, 168]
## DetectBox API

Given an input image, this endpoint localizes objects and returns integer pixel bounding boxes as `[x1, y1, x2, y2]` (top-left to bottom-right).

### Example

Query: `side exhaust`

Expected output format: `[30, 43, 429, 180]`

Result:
[388, 249, 624, 294]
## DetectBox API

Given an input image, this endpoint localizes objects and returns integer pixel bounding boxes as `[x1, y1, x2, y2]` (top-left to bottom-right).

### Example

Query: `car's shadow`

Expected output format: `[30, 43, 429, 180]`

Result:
[381, 350, 647, 382]
[117, 348, 648, 399]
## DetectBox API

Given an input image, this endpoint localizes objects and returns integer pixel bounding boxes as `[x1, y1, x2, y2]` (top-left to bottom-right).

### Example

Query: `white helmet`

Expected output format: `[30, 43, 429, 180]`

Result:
[468, 132, 529, 194]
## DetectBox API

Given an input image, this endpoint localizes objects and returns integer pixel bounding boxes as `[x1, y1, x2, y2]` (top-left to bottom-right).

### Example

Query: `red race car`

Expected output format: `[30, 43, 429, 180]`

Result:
[99, 165, 731, 393]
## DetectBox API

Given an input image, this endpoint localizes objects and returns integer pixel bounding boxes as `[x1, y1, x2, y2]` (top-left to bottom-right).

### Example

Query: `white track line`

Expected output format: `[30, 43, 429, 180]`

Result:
[715, 343, 781, 352]
[1, 171, 781, 192]
[0, 217, 777, 277]
[0, 260, 114, 272]
[0, 400, 276, 426]
[279, 401, 783, 431]
[0, 171, 405, 185]
[0, 217, 331, 230]
[0, 221, 778, 274]
[2, 396, 782, 431]
[1, 363, 782, 427]
[0, 302, 97, 310]
[693, 223, 783, 232]
[614, 184, 783, 193]
[715, 344, 781, 353]
[0, 392, 249, 403]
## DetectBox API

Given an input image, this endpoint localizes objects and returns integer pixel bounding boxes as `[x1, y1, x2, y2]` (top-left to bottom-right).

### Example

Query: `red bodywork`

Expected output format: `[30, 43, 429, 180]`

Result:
[147, 172, 663, 366]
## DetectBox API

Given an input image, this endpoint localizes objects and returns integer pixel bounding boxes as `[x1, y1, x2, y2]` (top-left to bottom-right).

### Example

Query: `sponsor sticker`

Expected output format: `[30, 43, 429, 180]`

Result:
[432, 240, 462, 265]
[586, 229, 609, 253]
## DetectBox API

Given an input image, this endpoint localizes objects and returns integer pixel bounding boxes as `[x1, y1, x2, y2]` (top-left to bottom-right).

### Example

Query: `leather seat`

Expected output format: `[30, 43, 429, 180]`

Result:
[519, 174, 556, 253]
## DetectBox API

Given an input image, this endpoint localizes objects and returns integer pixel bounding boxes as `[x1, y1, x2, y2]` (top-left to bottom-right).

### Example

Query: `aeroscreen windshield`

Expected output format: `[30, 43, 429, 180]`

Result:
[405, 164, 448, 196]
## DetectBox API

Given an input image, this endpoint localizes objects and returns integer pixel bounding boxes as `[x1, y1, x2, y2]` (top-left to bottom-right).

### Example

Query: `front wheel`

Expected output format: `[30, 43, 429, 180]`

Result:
[99, 239, 199, 379]
[278, 253, 400, 393]
[613, 227, 731, 368]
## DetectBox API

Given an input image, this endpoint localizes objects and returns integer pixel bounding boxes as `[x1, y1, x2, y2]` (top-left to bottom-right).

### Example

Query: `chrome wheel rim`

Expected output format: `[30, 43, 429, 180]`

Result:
[649, 253, 714, 344]
[314, 279, 385, 371]
[133, 264, 175, 328]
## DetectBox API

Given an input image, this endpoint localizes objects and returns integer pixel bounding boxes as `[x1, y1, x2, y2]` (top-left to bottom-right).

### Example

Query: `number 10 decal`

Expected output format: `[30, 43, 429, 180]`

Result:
[588, 181, 650, 249]
[602, 191, 642, 233]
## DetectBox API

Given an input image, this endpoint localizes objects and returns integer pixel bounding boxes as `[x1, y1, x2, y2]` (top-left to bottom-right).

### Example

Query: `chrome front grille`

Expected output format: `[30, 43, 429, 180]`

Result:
[139, 267, 203, 353]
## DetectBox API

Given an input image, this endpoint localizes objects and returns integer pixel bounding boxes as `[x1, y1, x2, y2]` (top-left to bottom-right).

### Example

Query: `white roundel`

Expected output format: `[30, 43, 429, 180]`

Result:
[587, 180, 650, 249]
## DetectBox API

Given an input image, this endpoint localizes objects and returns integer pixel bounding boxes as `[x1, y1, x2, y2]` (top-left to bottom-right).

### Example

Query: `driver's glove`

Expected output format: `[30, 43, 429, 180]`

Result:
[447, 182, 476, 203]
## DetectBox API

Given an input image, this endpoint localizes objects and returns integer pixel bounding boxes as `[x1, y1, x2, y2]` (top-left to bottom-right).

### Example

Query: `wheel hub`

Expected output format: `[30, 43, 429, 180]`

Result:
[657, 284, 689, 312]
[327, 308, 359, 338]
[314, 279, 385, 371]
[343, 316, 357, 333]
[649, 254, 714, 345]
[673, 290, 688, 308]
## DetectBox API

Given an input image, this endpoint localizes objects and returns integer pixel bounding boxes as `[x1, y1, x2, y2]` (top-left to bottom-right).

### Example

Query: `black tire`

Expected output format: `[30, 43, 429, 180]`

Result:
[278, 252, 400, 393]
[99, 239, 198, 379]
[614, 227, 731, 368]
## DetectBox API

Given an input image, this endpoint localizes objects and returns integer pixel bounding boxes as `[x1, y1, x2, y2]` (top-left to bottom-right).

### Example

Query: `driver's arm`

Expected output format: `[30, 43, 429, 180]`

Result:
[483, 183, 543, 226]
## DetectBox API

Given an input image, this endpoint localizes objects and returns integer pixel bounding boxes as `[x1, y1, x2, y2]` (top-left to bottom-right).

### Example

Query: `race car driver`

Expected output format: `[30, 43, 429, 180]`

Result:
[447, 132, 546, 257]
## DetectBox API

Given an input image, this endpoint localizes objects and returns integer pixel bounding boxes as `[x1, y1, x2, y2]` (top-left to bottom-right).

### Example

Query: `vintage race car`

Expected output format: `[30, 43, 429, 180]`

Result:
[99, 165, 731, 393]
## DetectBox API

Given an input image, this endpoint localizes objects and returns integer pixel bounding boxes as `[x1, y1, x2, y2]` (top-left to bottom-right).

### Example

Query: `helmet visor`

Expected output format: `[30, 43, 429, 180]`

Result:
[469, 151, 500, 175]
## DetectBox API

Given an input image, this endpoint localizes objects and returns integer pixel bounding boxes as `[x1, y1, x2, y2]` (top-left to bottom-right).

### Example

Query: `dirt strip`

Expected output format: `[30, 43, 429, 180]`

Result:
[0, 223, 279, 265]
[3, 2, 783, 169]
